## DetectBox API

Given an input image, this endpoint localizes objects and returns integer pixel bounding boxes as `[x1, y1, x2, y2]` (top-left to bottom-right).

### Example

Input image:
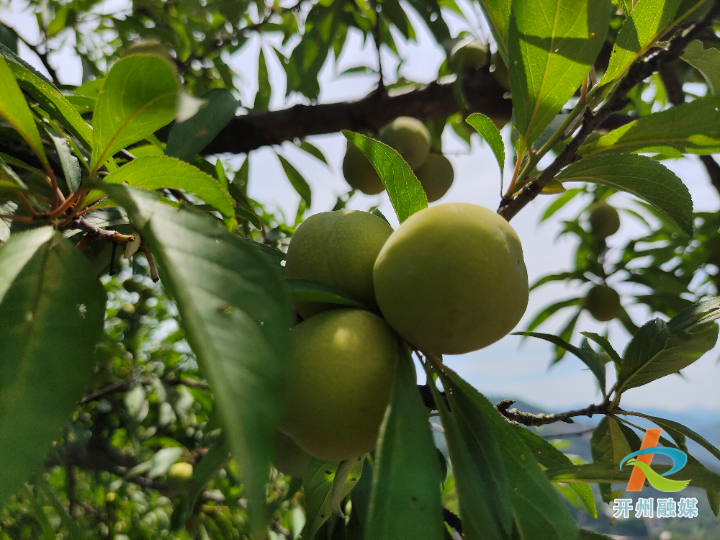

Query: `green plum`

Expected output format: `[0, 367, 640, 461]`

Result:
[449, 41, 489, 71]
[165, 462, 193, 497]
[589, 201, 620, 239]
[378, 117, 431, 169]
[285, 210, 393, 318]
[584, 285, 621, 322]
[374, 203, 529, 354]
[281, 309, 397, 461]
[342, 142, 385, 195]
[414, 153, 454, 202]
[274, 431, 312, 478]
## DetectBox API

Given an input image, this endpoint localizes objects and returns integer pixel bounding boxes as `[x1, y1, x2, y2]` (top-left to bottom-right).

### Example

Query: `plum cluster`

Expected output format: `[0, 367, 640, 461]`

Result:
[275, 203, 529, 471]
[584, 202, 622, 322]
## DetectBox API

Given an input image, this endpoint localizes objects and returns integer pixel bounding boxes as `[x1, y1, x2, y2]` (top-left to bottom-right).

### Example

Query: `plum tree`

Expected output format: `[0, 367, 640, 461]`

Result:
[589, 201, 621, 239]
[378, 117, 431, 169]
[342, 141, 385, 195]
[285, 210, 393, 317]
[584, 285, 621, 322]
[273, 431, 312, 478]
[374, 203, 529, 354]
[281, 309, 397, 461]
[449, 40, 489, 71]
[414, 153, 454, 202]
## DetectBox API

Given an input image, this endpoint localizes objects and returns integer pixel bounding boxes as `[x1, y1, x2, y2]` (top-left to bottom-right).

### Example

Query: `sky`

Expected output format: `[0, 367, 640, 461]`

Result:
[2, 0, 719, 414]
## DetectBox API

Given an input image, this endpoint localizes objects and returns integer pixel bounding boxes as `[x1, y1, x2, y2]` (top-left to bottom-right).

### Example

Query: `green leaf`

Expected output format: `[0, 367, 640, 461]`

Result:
[91, 156, 234, 219]
[277, 155, 312, 207]
[475, 0, 511, 63]
[253, 47, 272, 110]
[425, 365, 511, 540]
[580, 332, 622, 367]
[590, 417, 636, 466]
[667, 296, 720, 333]
[599, 0, 710, 89]
[617, 318, 718, 393]
[578, 92, 720, 156]
[555, 154, 693, 235]
[513, 332, 606, 393]
[91, 56, 179, 170]
[508, 0, 611, 148]
[366, 346, 443, 540]
[0, 43, 93, 148]
[287, 279, 366, 309]
[0, 227, 105, 505]
[303, 458, 364, 540]
[107, 187, 292, 530]
[621, 411, 720, 462]
[514, 426, 597, 518]
[171, 437, 230, 530]
[296, 140, 328, 165]
[682, 40, 720, 93]
[165, 88, 238, 163]
[342, 131, 427, 223]
[0, 56, 49, 170]
[523, 297, 581, 332]
[405, 0, 450, 44]
[45, 126, 81, 192]
[442, 367, 579, 540]
[466, 113, 505, 177]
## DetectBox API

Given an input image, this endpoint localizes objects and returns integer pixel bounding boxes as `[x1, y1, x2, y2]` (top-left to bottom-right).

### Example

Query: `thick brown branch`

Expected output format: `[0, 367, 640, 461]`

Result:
[202, 68, 511, 155]
[497, 0, 720, 221]
[496, 399, 610, 427]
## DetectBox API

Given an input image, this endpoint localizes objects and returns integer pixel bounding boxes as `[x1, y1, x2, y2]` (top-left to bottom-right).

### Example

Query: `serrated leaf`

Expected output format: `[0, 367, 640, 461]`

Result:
[342, 131, 427, 222]
[555, 154, 694, 235]
[617, 318, 718, 393]
[0, 56, 49, 170]
[442, 367, 579, 540]
[466, 113, 505, 177]
[286, 279, 366, 309]
[165, 88, 238, 163]
[508, 0, 611, 148]
[514, 332, 606, 393]
[579, 92, 720, 156]
[106, 187, 292, 530]
[45, 126, 81, 192]
[277, 154, 312, 206]
[682, 40, 720, 93]
[89, 156, 234, 219]
[365, 346, 443, 540]
[0, 227, 105, 505]
[425, 364, 511, 540]
[514, 426, 597, 519]
[91, 56, 179, 170]
[599, 0, 710, 89]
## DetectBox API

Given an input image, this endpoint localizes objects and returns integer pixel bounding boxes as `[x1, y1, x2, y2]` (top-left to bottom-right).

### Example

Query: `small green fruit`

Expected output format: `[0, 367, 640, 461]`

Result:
[166, 462, 193, 493]
[281, 309, 398, 461]
[274, 431, 312, 478]
[374, 203, 529, 354]
[378, 117, 431, 169]
[342, 142, 385, 195]
[449, 41, 489, 71]
[414, 153, 454, 202]
[124, 39, 175, 68]
[589, 202, 620, 239]
[584, 285, 621, 322]
[285, 210, 393, 318]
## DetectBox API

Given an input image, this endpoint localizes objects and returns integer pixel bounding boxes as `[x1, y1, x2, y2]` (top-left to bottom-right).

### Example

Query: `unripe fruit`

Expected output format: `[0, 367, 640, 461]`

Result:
[125, 40, 175, 68]
[374, 203, 529, 354]
[414, 153, 454, 202]
[285, 210, 393, 318]
[342, 142, 385, 195]
[491, 52, 510, 91]
[281, 309, 397, 461]
[449, 41, 489, 71]
[378, 117, 431, 169]
[589, 202, 620, 239]
[584, 285, 621, 322]
[274, 431, 312, 478]
[166, 462, 193, 494]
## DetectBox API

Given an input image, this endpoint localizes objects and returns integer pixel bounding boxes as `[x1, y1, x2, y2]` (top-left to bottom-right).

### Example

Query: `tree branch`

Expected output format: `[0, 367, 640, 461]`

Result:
[497, 0, 720, 222]
[496, 399, 610, 427]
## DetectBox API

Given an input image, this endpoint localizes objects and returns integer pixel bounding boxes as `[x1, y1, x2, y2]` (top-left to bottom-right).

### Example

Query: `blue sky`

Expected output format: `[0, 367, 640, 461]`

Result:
[3, 0, 719, 414]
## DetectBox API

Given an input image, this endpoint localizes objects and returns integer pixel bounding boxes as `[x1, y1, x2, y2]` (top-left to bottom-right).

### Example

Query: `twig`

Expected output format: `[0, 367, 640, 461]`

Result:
[497, 0, 720, 222]
[61, 217, 135, 245]
[496, 399, 611, 427]
[139, 244, 160, 282]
